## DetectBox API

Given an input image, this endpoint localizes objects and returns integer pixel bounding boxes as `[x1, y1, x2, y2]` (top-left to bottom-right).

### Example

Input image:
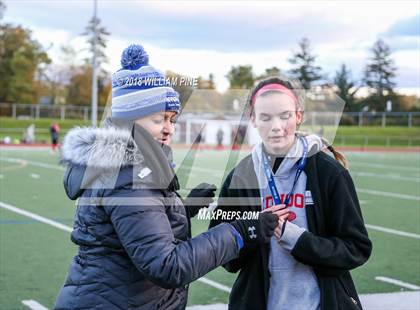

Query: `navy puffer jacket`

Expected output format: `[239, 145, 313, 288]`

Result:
[54, 125, 239, 310]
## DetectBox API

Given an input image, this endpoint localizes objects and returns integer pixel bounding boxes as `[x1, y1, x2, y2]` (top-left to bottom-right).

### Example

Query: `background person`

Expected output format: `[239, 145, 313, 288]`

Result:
[50, 122, 60, 152]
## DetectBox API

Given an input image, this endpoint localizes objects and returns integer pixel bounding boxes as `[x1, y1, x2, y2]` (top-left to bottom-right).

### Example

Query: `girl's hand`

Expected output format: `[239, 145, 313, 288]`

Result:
[273, 217, 287, 241]
[262, 204, 290, 224]
[274, 226, 282, 240]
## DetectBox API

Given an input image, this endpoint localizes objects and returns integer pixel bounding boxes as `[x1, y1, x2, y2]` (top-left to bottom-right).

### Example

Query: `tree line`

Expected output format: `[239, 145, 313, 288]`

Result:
[224, 38, 417, 112]
[0, 0, 111, 107]
[0, 0, 418, 113]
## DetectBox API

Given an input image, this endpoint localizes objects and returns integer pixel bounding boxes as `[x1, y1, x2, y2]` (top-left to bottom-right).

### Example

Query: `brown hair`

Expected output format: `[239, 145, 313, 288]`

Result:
[248, 76, 305, 117]
[321, 137, 348, 169]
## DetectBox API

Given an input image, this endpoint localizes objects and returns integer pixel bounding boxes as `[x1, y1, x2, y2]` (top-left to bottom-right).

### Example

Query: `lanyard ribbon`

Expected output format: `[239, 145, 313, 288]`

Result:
[261, 136, 308, 232]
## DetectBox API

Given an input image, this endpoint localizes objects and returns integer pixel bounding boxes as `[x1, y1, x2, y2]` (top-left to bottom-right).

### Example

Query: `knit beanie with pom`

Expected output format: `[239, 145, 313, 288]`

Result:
[111, 44, 180, 120]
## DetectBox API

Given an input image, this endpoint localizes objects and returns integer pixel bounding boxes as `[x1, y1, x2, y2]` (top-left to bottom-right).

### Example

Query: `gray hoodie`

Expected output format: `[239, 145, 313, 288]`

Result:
[252, 135, 324, 310]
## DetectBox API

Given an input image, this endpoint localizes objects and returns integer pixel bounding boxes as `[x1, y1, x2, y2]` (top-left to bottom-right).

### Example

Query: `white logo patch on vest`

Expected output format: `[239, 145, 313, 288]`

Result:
[138, 167, 152, 179]
[248, 226, 257, 239]
[305, 190, 314, 205]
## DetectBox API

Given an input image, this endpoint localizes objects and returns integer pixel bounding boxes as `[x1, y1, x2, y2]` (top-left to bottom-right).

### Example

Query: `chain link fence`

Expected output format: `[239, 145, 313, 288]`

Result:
[1, 103, 419, 127]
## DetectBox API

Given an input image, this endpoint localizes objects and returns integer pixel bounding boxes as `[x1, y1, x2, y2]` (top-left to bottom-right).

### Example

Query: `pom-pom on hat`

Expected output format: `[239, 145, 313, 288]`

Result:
[111, 44, 180, 120]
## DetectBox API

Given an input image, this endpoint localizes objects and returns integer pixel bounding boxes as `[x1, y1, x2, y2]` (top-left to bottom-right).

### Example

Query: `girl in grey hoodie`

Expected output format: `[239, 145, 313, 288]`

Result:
[210, 76, 371, 310]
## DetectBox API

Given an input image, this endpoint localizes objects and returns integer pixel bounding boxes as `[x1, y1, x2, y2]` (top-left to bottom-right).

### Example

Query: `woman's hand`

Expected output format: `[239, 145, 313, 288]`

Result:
[230, 212, 279, 244]
[185, 183, 217, 218]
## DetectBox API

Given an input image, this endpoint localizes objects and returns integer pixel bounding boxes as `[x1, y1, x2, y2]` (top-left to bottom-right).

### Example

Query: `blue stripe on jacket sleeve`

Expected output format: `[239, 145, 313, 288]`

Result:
[229, 224, 244, 250]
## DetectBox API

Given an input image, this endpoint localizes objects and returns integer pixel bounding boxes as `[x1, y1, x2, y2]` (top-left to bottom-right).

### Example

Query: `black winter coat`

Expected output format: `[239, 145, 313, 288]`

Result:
[54, 125, 239, 310]
[209, 151, 372, 310]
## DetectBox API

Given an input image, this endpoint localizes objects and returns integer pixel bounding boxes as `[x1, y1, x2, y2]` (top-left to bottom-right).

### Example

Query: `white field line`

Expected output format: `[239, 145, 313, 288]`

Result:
[1, 154, 418, 174]
[197, 277, 231, 293]
[375, 276, 420, 290]
[182, 159, 420, 175]
[352, 171, 420, 182]
[1, 157, 419, 204]
[193, 165, 420, 201]
[350, 162, 420, 173]
[3, 152, 419, 299]
[177, 165, 222, 178]
[185, 165, 420, 184]
[186, 303, 227, 310]
[2, 156, 420, 193]
[0, 146, 51, 151]
[183, 162, 420, 182]
[30, 173, 40, 179]
[365, 224, 420, 239]
[345, 152, 408, 158]
[356, 188, 420, 202]
[21, 300, 49, 310]
[0, 201, 227, 294]
[6, 198, 418, 241]
[3, 200, 420, 295]
[0, 157, 65, 171]
[0, 202, 72, 232]
[185, 292, 420, 310]
[1, 157, 419, 220]
[360, 291, 420, 310]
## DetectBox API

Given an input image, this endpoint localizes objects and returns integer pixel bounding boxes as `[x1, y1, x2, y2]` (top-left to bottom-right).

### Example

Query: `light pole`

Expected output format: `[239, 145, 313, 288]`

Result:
[91, 0, 98, 127]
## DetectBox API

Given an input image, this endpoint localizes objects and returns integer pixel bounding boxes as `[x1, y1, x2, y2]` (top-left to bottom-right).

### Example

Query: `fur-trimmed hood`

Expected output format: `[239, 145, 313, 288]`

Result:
[60, 125, 177, 200]
[61, 127, 143, 169]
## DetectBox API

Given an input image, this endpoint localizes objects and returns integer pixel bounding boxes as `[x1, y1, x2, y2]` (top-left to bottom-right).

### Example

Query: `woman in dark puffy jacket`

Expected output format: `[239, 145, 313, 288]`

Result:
[54, 44, 280, 310]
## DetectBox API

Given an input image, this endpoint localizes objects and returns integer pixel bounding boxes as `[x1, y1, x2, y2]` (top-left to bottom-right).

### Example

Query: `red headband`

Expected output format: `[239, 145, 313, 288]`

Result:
[251, 83, 298, 106]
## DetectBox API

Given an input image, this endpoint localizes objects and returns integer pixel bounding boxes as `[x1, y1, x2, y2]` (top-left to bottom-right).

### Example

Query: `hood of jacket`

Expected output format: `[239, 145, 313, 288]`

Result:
[60, 125, 177, 200]
[61, 126, 142, 169]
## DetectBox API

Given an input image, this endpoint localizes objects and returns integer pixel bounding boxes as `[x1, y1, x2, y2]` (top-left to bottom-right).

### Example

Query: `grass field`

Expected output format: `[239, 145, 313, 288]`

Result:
[1, 117, 420, 147]
[0, 147, 419, 309]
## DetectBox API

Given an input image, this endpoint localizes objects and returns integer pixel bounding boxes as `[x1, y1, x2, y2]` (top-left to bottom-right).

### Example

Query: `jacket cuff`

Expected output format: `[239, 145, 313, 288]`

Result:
[279, 221, 305, 251]
[229, 224, 244, 250]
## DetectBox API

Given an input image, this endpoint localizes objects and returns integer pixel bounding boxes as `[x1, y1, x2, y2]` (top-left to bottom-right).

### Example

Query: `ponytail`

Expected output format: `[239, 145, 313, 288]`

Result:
[321, 137, 348, 169]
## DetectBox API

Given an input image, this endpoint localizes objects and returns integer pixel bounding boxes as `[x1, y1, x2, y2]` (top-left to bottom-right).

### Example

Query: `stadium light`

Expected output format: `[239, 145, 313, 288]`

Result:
[91, 0, 98, 127]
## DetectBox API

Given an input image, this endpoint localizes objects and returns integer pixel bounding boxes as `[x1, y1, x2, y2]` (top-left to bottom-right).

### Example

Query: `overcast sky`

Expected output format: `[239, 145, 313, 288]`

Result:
[3, 0, 420, 94]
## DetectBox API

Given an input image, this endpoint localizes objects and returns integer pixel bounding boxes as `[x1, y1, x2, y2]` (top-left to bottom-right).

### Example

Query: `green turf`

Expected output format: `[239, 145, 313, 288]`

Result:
[0, 117, 90, 143]
[1, 118, 418, 137]
[0, 210, 76, 310]
[1, 117, 419, 146]
[0, 117, 90, 129]
[0, 148, 419, 309]
[352, 230, 420, 294]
